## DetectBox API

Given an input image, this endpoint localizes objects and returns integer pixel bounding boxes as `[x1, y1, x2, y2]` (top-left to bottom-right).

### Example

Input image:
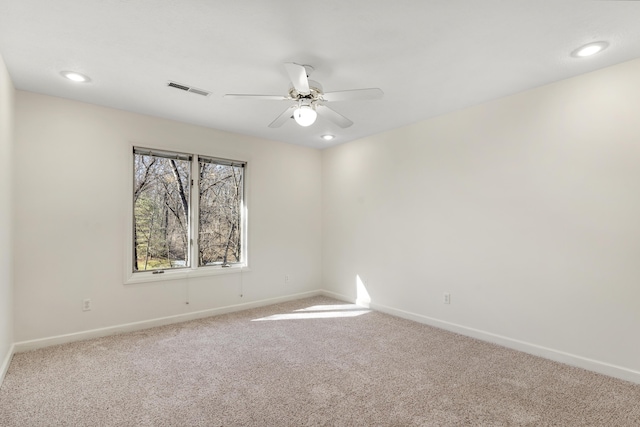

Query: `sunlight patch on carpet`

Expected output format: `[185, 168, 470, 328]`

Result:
[295, 304, 364, 312]
[252, 305, 371, 321]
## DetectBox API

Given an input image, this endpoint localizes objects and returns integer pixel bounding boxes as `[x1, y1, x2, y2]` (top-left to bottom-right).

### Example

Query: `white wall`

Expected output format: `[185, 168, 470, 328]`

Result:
[13, 91, 322, 342]
[9, 57, 640, 383]
[323, 58, 640, 380]
[0, 53, 14, 376]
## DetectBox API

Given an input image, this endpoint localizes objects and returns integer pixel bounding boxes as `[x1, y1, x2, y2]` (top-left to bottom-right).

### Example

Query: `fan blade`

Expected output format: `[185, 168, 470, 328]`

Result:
[268, 106, 296, 128]
[284, 62, 310, 95]
[316, 105, 353, 128]
[322, 88, 384, 102]
[224, 94, 289, 101]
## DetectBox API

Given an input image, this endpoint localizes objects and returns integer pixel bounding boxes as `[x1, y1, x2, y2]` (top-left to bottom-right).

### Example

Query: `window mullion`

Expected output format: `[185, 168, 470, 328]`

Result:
[190, 154, 200, 271]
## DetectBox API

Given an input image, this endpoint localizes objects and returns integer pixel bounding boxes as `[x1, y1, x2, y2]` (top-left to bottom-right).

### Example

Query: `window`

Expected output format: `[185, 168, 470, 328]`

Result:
[132, 148, 245, 275]
[198, 156, 244, 267]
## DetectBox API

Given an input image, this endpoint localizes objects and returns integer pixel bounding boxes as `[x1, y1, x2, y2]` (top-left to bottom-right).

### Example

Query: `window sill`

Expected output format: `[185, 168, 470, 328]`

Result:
[124, 265, 249, 285]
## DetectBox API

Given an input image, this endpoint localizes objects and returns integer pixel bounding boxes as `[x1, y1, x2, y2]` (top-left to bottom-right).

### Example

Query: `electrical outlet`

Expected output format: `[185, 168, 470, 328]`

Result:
[443, 293, 451, 305]
[82, 298, 92, 311]
[284, 274, 290, 283]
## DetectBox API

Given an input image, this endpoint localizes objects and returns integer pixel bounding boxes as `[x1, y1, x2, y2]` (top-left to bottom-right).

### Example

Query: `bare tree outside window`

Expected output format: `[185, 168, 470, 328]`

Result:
[132, 148, 245, 274]
[133, 151, 191, 271]
[199, 158, 244, 266]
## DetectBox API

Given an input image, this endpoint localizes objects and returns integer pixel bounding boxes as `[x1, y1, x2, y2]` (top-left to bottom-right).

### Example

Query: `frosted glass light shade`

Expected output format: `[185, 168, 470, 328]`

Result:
[293, 106, 317, 126]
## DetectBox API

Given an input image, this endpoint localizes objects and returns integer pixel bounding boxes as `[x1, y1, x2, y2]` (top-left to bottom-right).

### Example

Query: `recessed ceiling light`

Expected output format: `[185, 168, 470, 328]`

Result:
[61, 71, 91, 83]
[321, 134, 335, 141]
[572, 41, 609, 58]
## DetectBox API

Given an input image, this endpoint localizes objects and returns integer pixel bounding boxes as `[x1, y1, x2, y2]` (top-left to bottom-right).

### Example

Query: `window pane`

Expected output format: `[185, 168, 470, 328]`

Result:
[199, 161, 243, 266]
[133, 152, 190, 272]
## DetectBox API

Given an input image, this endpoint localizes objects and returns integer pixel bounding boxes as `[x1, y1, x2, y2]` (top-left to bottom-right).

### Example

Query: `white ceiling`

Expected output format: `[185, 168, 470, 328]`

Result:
[1, 1, 640, 149]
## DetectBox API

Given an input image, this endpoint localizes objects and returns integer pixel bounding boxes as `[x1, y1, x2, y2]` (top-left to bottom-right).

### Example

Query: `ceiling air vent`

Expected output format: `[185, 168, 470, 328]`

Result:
[167, 81, 211, 97]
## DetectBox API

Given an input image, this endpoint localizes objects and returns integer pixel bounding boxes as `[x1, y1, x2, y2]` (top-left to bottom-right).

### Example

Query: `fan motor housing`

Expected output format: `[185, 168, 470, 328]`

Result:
[289, 80, 324, 100]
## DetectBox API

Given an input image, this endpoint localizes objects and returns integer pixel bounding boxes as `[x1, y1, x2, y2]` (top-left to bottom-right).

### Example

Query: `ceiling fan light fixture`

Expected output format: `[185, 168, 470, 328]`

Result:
[293, 105, 317, 127]
[225, 62, 382, 130]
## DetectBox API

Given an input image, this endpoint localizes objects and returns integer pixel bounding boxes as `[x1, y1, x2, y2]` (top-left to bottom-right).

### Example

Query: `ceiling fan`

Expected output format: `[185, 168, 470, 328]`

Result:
[224, 63, 383, 128]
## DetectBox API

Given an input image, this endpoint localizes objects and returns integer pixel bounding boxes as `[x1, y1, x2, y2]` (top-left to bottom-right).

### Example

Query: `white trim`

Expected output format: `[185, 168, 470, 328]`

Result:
[0, 343, 15, 386]
[13, 290, 321, 353]
[368, 301, 640, 385]
[320, 289, 357, 304]
[125, 144, 251, 285]
[8, 289, 640, 386]
[125, 265, 250, 285]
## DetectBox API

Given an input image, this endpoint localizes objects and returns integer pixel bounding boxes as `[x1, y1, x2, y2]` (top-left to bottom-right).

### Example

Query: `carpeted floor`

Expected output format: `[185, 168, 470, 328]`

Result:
[1, 296, 639, 426]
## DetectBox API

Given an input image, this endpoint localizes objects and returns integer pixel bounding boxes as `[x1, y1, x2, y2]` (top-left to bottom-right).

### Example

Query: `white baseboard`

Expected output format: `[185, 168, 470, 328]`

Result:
[13, 290, 322, 353]
[368, 301, 640, 385]
[319, 289, 357, 303]
[1, 343, 15, 385]
[8, 289, 640, 386]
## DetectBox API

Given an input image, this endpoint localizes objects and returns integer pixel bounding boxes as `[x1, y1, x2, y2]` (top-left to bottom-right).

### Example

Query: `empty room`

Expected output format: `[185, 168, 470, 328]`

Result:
[1, 1, 640, 425]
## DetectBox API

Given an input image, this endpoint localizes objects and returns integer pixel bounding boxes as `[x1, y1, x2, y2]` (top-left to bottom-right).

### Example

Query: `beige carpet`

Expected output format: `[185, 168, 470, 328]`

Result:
[1, 296, 639, 426]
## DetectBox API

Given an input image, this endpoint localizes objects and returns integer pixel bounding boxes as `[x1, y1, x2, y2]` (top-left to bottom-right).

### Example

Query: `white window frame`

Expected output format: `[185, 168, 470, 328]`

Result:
[125, 146, 249, 285]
